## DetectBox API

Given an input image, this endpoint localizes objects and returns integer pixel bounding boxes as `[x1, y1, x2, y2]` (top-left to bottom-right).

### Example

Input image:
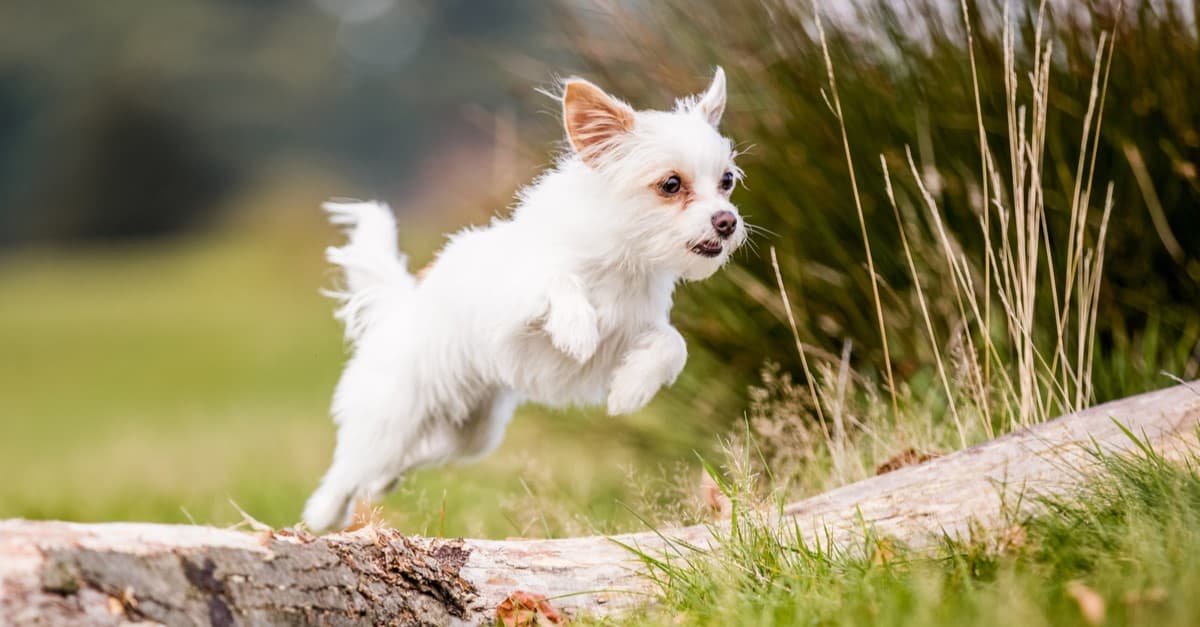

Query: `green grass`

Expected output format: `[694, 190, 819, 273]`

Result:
[611, 441, 1200, 626]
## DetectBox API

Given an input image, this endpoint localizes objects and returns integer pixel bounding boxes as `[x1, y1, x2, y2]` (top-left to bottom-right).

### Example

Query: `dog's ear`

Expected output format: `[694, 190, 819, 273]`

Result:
[692, 67, 726, 127]
[562, 79, 635, 165]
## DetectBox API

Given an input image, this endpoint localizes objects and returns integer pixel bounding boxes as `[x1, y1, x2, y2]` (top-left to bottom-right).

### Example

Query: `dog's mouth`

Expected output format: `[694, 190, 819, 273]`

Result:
[689, 240, 723, 258]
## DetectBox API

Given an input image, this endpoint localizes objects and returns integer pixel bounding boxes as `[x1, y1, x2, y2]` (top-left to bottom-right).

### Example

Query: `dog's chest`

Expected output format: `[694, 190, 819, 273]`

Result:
[589, 277, 671, 337]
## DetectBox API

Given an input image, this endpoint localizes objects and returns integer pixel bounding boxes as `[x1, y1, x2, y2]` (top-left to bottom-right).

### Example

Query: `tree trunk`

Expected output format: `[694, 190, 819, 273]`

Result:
[2, 381, 1198, 625]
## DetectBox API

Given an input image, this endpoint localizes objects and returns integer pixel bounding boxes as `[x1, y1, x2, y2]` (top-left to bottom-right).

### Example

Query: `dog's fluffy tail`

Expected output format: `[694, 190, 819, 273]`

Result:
[322, 200, 415, 344]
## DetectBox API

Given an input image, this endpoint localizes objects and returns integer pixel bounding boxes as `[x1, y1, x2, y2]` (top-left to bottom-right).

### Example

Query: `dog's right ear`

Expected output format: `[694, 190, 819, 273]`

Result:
[562, 79, 635, 166]
[692, 67, 726, 128]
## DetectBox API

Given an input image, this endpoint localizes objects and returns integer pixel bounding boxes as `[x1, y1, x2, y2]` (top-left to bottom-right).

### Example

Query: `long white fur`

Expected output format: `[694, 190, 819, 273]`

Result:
[303, 68, 747, 532]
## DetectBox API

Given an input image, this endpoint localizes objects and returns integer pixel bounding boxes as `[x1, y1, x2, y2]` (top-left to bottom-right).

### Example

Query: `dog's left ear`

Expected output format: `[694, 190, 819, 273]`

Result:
[692, 67, 726, 127]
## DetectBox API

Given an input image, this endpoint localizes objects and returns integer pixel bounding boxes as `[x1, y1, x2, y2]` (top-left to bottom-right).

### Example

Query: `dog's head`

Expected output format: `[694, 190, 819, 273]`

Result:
[561, 68, 746, 281]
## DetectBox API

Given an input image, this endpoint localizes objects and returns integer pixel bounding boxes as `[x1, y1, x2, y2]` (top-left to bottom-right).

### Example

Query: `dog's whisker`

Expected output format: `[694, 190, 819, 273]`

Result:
[745, 225, 780, 239]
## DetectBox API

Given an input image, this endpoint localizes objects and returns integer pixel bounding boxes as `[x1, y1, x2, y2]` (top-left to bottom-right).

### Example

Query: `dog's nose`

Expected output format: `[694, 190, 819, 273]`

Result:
[711, 210, 738, 238]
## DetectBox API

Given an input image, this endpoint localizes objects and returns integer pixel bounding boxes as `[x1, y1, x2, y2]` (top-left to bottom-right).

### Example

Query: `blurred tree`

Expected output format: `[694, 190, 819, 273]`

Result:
[0, 0, 568, 244]
[30, 82, 237, 241]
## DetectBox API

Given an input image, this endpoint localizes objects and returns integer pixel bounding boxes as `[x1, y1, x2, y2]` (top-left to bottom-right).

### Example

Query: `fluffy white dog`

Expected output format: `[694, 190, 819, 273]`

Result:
[303, 68, 747, 532]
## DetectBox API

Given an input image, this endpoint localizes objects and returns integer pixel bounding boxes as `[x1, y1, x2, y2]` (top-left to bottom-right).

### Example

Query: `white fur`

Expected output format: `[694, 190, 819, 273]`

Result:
[303, 68, 747, 532]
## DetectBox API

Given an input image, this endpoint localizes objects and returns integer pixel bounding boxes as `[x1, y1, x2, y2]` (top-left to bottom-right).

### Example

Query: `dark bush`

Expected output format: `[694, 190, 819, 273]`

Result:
[559, 0, 1200, 418]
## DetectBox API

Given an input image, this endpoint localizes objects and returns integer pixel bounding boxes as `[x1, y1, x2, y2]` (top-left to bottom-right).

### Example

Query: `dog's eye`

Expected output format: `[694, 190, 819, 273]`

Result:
[660, 175, 682, 195]
[720, 171, 735, 191]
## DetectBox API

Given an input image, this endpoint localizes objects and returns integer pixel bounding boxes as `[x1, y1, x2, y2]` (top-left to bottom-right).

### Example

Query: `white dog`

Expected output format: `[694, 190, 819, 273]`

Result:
[303, 68, 746, 532]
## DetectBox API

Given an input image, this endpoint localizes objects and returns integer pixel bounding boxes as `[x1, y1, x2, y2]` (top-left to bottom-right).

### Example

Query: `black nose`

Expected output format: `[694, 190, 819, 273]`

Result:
[711, 210, 738, 238]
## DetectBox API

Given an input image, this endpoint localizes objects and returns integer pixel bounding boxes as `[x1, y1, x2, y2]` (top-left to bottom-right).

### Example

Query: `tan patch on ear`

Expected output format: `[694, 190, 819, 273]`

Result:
[563, 80, 634, 165]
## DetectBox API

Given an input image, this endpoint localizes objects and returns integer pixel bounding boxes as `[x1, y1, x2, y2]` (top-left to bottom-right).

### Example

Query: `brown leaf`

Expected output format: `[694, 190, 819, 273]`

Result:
[118, 586, 138, 610]
[1066, 580, 1106, 625]
[699, 471, 731, 520]
[874, 448, 940, 475]
[106, 586, 138, 617]
[1000, 524, 1027, 550]
[496, 590, 566, 626]
[871, 538, 896, 566]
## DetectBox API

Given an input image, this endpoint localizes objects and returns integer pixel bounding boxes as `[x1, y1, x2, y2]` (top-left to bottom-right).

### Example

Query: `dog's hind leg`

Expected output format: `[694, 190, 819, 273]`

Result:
[452, 388, 521, 462]
[303, 386, 518, 532]
[399, 388, 521, 473]
[302, 419, 399, 532]
[303, 465, 362, 532]
[303, 387, 428, 531]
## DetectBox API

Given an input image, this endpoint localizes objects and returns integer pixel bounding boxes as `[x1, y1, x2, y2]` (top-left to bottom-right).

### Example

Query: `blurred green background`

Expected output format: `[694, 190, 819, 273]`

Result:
[1, 0, 1196, 538]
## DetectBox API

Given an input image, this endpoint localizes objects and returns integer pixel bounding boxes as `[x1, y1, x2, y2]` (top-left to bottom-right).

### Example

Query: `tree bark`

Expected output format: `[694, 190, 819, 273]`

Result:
[2, 381, 1198, 625]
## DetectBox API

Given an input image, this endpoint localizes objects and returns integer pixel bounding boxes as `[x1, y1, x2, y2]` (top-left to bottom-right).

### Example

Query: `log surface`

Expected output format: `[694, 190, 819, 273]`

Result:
[2, 381, 1198, 625]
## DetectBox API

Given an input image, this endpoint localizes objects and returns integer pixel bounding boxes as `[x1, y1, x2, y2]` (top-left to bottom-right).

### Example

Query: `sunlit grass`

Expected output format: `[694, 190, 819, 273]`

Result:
[611, 440, 1200, 627]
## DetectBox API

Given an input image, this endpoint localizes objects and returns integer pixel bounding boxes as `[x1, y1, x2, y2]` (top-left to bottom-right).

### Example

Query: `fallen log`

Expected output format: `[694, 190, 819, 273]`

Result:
[2, 381, 1198, 625]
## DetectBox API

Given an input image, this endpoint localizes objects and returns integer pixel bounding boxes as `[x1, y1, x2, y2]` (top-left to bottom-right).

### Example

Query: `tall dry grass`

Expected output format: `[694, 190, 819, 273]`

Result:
[719, 0, 1120, 497]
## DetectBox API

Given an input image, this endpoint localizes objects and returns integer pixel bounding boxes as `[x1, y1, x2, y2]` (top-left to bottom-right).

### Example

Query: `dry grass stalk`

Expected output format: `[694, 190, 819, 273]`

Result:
[814, 12, 899, 419]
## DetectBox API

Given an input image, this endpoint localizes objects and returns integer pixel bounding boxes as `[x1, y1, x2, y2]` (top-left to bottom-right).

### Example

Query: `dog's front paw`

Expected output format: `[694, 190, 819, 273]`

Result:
[606, 372, 661, 416]
[605, 327, 686, 415]
[544, 299, 600, 363]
